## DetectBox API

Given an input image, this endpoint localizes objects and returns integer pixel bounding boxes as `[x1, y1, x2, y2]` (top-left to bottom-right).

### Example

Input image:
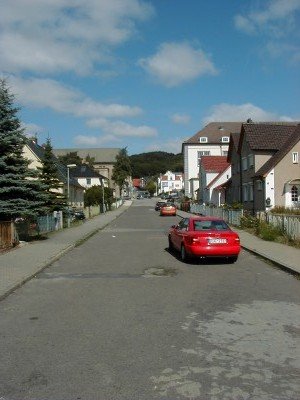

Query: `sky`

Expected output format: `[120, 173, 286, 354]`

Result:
[1, 0, 299, 155]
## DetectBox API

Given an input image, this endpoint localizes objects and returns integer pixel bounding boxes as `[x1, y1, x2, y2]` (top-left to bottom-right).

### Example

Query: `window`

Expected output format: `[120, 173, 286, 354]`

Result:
[242, 157, 247, 171]
[222, 150, 228, 156]
[221, 136, 230, 143]
[249, 183, 254, 201]
[86, 178, 91, 185]
[257, 180, 263, 191]
[248, 154, 254, 168]
[292, 152, 299, 163]
[197, 151, 210, 166]
[198, 151, 210, 157]
[291, 185, 298, 202]
[243, 184, 248, 201]
[199, 137, 208, 143]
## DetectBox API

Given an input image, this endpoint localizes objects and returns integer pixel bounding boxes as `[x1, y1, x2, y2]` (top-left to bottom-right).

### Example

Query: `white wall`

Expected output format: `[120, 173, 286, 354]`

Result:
[265, 169, 275, 208]
[184, 143, 229, 196]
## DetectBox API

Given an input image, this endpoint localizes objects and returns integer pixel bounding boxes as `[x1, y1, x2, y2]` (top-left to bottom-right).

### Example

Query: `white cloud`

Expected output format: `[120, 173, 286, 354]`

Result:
[74, 134, 121, 146]
[145, 137, 183, 154]
[0, 0, 154, 75]
[21, 122, 45, 137]
[74, 117, 158, 146]
[170, 113, 190, 125]
[138, 42, 217, 87]
[203, 103, 295, 124]
[234, 0, 300, 37]
[266, 41, 300, 64]
[86, 118, 158, 137]
[9, 76, 142, 119]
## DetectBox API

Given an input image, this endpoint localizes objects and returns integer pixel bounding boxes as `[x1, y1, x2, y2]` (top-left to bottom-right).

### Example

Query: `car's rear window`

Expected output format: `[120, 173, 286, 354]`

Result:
[193, 220, 229, 231]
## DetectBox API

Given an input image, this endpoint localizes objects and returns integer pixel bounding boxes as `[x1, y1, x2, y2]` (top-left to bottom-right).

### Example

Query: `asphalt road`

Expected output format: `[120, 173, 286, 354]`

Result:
[0, 198, 299, 400]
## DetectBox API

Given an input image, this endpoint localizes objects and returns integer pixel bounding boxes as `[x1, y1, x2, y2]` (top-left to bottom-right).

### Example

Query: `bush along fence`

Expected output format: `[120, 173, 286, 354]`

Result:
[257, 212, 300, 241]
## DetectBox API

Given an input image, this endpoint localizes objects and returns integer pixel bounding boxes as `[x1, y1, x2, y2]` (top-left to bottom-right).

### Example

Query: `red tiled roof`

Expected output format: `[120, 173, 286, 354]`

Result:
[200, 156, 230, 173]
[133, 178, 141, 187]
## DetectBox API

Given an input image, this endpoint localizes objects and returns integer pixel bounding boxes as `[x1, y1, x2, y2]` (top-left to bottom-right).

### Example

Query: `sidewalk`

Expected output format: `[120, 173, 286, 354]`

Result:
[0, 201, 132, 301]
[177, 210, 300, 276]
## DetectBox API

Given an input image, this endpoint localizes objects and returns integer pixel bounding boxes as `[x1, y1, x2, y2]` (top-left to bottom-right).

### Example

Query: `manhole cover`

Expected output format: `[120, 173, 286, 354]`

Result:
[143, 267, 177, 278]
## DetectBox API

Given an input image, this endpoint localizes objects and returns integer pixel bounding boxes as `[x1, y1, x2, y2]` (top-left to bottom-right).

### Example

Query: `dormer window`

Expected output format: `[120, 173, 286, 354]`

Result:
[221, 136, 230, 143]
[199, 137, 208, 143]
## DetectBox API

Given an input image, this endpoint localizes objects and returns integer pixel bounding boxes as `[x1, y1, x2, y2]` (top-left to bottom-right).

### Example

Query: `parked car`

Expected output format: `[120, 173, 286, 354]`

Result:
[155, 201, 167, 211]
[168, 216, 240, 263]
[160, 202, 177, 216]
[73, 210, 86, 220]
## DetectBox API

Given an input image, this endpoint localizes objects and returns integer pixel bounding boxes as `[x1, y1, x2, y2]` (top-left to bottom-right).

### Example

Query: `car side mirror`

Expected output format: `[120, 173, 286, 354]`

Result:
[171, 224, 177, 229]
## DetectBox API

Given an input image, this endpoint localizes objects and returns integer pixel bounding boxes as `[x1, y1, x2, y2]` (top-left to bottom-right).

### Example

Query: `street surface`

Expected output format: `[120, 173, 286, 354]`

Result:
[0, 198, 299, 400]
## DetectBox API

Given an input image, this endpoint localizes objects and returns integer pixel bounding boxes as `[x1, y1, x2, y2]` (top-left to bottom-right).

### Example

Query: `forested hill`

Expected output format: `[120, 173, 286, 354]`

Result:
[130, 151, 183, 178]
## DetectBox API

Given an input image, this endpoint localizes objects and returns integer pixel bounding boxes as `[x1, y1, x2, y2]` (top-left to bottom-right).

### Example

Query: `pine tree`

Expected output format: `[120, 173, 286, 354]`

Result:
[0, 79, 48, 221]
[39, 138, 67, 211]
[112, 148, 132, 192]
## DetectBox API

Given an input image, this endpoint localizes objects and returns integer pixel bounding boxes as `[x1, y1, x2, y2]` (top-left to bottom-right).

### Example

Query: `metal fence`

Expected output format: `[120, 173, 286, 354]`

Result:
[37, 211, 63, 234]
[189, 204, 300, 240]
[189, 204, 243, 226]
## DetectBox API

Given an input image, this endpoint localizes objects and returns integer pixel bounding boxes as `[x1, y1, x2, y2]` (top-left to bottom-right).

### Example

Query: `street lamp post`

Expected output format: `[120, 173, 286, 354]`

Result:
[67, 164, 77, 227]
[101, 177, 106, 214]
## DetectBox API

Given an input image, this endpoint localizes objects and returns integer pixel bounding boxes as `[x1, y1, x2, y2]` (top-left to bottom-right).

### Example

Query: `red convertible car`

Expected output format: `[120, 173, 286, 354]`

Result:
[168, 216, 240, 263]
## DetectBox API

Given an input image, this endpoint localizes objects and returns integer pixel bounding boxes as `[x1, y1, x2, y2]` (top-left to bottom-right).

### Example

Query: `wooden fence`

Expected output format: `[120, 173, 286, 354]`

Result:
[0, 221, 19, 249]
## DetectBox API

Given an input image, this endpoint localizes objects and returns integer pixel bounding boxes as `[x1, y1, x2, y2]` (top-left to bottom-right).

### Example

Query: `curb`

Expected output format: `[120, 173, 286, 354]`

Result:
[0, 204, 131, 302]
[240, 244, 300, 277]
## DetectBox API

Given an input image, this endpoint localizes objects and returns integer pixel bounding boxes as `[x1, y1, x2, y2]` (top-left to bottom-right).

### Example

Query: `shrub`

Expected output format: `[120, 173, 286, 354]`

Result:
[257, 222, 282, 241]
[270, 206, 300, 215]
[240, 214, 260, 230]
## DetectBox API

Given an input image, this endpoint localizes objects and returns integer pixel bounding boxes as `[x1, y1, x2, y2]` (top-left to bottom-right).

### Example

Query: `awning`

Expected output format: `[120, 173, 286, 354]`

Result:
[286, 179, 300, 185]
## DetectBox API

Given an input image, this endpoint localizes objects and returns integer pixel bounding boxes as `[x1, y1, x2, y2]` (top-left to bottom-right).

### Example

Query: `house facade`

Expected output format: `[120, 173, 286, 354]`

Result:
[70, 164, 108, 189]
[53, 147, 121, 196]
[227, 122, 300, 212]
[182, 122, 242, 199]
[158, 171, 184, 194]
[198, 156, 230, 206]
[23, 139, 85, 209]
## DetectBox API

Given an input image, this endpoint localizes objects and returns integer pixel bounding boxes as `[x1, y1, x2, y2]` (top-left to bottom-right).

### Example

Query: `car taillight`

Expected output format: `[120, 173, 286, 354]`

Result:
[186, 236, 200, 245]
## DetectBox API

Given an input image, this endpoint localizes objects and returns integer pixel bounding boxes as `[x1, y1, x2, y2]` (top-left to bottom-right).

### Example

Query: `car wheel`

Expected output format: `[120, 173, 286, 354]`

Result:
[227, 256, 238, 264]
[180, 244, 189, 262]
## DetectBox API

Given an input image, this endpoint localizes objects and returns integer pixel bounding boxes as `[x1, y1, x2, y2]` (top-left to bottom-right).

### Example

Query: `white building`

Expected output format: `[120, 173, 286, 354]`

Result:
[158, 171, 184, 194]
[182, 122, 242, 199]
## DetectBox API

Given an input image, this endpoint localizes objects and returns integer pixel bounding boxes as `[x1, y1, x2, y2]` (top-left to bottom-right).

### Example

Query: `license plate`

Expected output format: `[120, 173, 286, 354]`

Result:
[208, 238, 227, 244]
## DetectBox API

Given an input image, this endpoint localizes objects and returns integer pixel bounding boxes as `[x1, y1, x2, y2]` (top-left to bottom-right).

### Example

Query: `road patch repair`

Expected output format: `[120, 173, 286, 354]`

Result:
[143, 267, 177, 277]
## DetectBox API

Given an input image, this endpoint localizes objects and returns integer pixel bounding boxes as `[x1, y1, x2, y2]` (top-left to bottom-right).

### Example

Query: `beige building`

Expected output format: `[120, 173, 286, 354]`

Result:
[227, 122, 300, 212]
[53, 148, 121, 196]
[24, 140, 85, 209]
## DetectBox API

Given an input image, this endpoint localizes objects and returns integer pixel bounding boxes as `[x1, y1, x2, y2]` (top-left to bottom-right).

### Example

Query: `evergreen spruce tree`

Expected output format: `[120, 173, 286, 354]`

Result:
[0, 79, 48, 221]
[112, 148, 132, 194]
[39, 137, 67, 211]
